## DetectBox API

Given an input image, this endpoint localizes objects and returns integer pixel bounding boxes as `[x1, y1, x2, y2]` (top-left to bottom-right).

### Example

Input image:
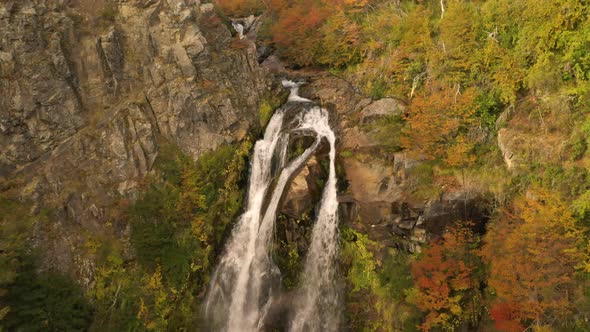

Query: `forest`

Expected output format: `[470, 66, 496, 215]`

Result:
[1, 0, 590, 331]
[222, 0, 590, 330]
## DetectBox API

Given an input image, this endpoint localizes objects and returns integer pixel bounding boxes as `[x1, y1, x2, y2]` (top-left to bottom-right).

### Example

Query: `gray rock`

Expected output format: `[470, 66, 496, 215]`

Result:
[360, 98, 404, 124]
[0, 0, 268, 281]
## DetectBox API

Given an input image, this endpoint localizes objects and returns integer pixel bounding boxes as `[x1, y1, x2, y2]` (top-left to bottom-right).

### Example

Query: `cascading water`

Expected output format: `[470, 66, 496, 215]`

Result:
[204, 108, 288, 332]
[289, 108, 341, 332]
[204, 80, 340, 332]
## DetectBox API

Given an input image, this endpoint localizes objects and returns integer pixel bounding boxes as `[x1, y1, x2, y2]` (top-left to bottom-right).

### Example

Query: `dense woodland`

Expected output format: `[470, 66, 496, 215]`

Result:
[223, 0, 590, 330]
[2, 0, 590, 331]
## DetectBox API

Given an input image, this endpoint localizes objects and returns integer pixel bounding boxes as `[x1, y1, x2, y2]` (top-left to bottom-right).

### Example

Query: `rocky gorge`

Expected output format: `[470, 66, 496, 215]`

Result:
[0, 0, 551, 331]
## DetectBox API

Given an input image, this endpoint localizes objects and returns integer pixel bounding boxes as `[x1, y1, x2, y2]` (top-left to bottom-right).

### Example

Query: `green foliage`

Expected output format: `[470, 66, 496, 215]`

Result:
[379, 250, 414, 301]
[258, 99, 273, 128]
[0, 196, 71, 331]
[340, 150, 354, 158]
[367, 78, 388, 99]
[273, 220, 306, 291]
[573, 190, 590, 227]
[258, 93, 286, 129]
[89, 249, 144, 331]
[407, 162, 442, 201]
[342, 228, 379, 293]
[568, 115, 590, 161]
[131, 209, 192, 287]
[3, 260, 93, 332]
[363, 115, 405, 153]
[90, 138, 252, 331]
[0, 196, 35, 287]
[474, 91, 503, 130]
[570, 135, 587, 161]
[538, 164, 590, 198]
[341, 227, 420, 331]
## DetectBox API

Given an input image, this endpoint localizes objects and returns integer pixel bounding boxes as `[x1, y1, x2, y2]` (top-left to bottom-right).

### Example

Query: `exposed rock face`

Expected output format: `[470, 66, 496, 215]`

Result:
[280, 75, 487, 252]
[282, 156, 317, 217]
[360, 97, 403, 124]
[0, 0, 267, 282]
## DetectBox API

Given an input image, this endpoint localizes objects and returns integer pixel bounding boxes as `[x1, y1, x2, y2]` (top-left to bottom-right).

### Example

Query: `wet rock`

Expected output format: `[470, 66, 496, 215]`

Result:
[283, 157, 316, 217]
[301, 76, 488, 251]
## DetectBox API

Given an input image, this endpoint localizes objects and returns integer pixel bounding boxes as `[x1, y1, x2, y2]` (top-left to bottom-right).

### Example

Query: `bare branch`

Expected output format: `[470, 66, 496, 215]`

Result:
[454, 83, 461, 102]
[485, 25, 499, 42]
[410, 72, 427, 99]
[107, 284, 122, 312]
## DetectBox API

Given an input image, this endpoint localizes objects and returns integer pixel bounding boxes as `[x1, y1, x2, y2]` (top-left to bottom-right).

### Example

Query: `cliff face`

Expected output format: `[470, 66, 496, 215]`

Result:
[0, 0, 267, 282]
[0, 0, 487, 309]
[277, 75, 488, 254]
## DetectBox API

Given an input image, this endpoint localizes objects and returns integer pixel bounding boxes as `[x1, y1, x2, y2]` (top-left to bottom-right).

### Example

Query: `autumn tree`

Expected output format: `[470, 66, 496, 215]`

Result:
[354, 4, 434, 98]
[482, 188, 587, 330]
[408, 222, 483, 331]
[269, 0, 332, 65]
[435, 0, 482, 85]
[316, 10, 363, 67]
[213, 0, 265, 16]
[401, 85, 477, 161]
[489, 301, 525, 332]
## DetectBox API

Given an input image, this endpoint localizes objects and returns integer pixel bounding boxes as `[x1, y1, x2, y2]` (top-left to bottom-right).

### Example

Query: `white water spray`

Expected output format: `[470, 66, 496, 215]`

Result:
[204, 108, 287, 331]
[289, 108, 341, 332]
[204, 80, 340, 332]
[282, 80, 313, 103]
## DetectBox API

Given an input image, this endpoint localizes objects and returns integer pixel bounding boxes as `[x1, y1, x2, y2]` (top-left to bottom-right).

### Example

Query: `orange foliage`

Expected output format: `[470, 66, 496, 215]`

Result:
[489, 302, 525, 332]
[443, 135, 476, 168]
[266, 0, 371, 65]
[326, 0, 369, 10]
[401, 86, 477, 161]
[317, 10, 363, 67]
[482, 188, 585, 326]
[214, 0, 264, 16]
[409, 223, 482, 331]
[269, 0, 332, 64]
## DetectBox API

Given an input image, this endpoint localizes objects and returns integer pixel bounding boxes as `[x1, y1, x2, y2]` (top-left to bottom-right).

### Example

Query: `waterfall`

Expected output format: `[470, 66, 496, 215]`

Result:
[204, 108, 287, 332]
[204, 80, 340, 332]
[289, 108, 341, 332]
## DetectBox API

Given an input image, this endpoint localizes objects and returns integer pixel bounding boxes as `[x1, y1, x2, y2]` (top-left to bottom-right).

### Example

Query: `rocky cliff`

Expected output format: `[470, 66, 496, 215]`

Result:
[0, 0, 267, 283]
[274, 74, 488, 254]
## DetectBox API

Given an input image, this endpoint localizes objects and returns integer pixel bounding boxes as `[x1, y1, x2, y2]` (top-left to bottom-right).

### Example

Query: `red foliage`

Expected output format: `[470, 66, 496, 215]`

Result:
[490, 302, 525, 332]
[409, 223, 482, 331]
[481, 189, 585, 326]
